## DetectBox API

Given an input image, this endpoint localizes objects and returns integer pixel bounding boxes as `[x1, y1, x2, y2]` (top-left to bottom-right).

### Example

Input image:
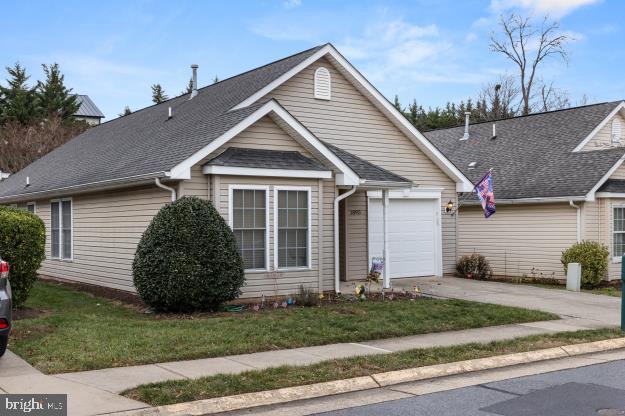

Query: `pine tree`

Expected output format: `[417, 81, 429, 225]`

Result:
[0, 63, 39, 125]
[37, 63, 79, 121]
[213, 75, 219, 84]
[182, 78, 193, 95]
[119, 106, 132, 117]
[393, 95, 402, 112]
[151, 84, 168, 104]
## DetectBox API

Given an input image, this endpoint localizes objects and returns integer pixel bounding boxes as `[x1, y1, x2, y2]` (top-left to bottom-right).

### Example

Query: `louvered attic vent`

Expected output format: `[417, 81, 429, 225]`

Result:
[314, 67, 331, 100]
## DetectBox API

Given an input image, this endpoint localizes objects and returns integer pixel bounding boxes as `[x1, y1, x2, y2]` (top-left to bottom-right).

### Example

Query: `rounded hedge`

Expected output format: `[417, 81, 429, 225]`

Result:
[561, 240, 608, 288]
[456, 253, 492, 280]
[133, 196, 245, 312]
[0, 206, 46, 307]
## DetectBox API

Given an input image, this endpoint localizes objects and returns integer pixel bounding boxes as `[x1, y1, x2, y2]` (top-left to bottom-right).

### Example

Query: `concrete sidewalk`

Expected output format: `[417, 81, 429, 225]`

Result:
[55, 276, 620, 395]
[0, 351, 148, 416]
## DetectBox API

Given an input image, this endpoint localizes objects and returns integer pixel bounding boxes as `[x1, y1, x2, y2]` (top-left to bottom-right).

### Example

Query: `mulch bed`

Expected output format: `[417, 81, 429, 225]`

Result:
[39, 275, 146, 307]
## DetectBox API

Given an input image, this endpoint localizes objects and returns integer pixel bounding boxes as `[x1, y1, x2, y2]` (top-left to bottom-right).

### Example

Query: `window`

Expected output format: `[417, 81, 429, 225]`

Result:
[51, 199, 72, 260]
[26, 202, 35, 214]
[231, 188, 267, 271]
[276, 188, 310, 269]
[314, 67, 331, 100]
[614, 207, 625, 259]
[612, 119, 622, 144]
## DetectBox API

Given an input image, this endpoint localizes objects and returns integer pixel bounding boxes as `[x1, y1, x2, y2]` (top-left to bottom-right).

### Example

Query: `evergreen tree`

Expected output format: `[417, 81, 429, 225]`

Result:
[182, 78, 193, 95]
[393, 95, 403, 112]
[151, 84, 168, 104]
[37, 63, 79, 121]
[213, 75, 219, 84]
[0, 63, 39, 125]
[119, 106, 132, 117]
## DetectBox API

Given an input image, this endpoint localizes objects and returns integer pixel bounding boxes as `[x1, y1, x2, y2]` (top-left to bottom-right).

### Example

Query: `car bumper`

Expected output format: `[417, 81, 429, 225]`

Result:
[0, 285, 11, 335]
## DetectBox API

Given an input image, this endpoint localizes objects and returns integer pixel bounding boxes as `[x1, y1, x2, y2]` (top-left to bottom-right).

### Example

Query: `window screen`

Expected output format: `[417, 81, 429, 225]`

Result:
[50, 200, 72, 259]
[277, 190, 308, 268]
[232, 189, 266, 270]
[614, 207, 625, 257]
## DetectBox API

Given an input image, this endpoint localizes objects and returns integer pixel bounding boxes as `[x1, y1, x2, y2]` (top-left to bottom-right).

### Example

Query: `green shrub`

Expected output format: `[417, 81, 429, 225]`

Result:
[456, 253, 492, 280]
[562, 240, 609, 288]
[0, 206, 45, 307]
[133, 197, 245, 312]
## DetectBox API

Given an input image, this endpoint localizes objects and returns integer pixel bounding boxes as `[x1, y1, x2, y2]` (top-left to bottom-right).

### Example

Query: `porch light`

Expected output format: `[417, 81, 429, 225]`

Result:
[445, 200, 454, 213]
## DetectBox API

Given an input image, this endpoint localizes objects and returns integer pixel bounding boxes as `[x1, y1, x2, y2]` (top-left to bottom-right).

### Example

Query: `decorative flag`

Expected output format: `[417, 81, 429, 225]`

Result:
[474, 170, 496, 218]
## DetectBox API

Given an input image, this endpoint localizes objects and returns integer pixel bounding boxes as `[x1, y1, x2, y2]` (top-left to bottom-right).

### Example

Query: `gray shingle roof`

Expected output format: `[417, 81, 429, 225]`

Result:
[599, 179, 625, 193]
[324, 142, 412, 185]
[74, 95, 105, 118]
[0, 45, 326, 201]
[424, 102, 625, 200]
[206, 147, 328, 171]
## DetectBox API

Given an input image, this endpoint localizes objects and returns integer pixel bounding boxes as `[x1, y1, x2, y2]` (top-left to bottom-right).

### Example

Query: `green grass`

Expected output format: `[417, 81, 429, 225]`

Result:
[123, 328, 624, 406]
[11, 282, 557, 374]
[527, 283, 622, 297]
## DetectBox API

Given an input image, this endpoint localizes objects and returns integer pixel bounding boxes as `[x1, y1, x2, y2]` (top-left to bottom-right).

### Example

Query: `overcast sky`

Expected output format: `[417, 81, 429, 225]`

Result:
[2, 0, 622, 120]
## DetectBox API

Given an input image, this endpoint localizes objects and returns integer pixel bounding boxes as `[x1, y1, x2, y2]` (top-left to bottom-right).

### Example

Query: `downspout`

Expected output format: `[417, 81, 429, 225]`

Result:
[334, 186, 357, 293]
[155, 177, 177, 202]
[569, 200, 581, 242]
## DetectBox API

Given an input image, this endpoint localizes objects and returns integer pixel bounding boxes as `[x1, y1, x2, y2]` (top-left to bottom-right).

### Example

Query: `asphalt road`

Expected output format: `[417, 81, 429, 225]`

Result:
[315, 360, 625, 416]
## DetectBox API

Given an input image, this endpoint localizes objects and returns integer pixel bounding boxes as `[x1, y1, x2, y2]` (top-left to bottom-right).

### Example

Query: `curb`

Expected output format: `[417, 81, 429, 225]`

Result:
[109, 337, 625, 416]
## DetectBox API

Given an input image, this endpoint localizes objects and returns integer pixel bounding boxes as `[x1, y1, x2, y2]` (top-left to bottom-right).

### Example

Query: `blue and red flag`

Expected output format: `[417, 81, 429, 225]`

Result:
[474, 170, 496, 218]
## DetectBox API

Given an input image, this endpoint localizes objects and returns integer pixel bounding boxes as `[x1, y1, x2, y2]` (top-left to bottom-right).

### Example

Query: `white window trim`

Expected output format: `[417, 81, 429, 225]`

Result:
[612, 204, 625, 263]
[26, 202, 36, 214]
[203, 165, 332, 179]
[50, 197, 73, 262]
[228, 185, 270, 273]
[273, 186, 313, 271]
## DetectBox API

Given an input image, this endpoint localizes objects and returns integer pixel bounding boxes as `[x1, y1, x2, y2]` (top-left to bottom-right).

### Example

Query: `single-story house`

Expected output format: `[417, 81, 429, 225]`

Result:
[425, 101, 625, 281]
[74, 95, 105, 125]
[0, 44, 473, 298]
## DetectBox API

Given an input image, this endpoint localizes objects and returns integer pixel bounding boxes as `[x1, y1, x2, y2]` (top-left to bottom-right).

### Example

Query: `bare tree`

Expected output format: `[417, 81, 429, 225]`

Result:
[489, 14, 571, 115]
[479, 74, 520, 119]
[538, 80, 570, 112]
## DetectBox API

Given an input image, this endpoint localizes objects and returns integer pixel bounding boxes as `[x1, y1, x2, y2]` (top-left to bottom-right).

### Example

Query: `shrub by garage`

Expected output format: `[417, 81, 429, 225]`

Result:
[133, 196, 245, 312]
[561, 240, 609, 288]
[456, 253, 493, 280]
[0, 206, 46, 307]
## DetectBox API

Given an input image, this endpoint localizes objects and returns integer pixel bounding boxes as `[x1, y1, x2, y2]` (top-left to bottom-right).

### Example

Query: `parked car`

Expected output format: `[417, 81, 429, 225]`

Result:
[0, 257, 10, 357]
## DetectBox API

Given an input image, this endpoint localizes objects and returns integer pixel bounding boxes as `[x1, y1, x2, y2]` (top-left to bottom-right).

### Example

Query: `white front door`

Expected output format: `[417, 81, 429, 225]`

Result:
[368, 197, 438, 278]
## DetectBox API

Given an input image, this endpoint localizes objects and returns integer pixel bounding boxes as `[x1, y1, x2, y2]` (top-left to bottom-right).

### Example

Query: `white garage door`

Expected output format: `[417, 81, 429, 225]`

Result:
[368, 198, 437, 278]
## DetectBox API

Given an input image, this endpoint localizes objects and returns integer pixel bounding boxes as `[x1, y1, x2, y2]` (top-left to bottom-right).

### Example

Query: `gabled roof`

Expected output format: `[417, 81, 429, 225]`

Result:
[74, 95, 104, 118]
[206, 148, 328, 171]
[0, 46, 325, 201]
[424, 102, 625, 201]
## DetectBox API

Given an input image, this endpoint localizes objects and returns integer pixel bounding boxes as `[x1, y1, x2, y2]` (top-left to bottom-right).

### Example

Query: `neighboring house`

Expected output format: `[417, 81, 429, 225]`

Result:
[425, 101, 625, 281]
[74, 95, 105, 125]
[0, 44, 472, 298]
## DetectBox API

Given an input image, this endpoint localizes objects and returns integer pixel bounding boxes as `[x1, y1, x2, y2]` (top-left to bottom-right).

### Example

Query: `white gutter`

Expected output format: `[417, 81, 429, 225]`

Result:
[569, 200, 581, 242]
[334, 186, 357, 293]
[155, 177, 177, 202]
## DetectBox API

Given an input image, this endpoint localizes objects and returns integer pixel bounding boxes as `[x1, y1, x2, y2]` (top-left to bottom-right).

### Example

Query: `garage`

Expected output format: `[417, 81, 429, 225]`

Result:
[368, 193, 441, 279]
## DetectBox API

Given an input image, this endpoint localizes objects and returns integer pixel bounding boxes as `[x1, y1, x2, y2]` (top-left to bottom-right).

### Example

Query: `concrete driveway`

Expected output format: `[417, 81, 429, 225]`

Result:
[341, 276, 621, 327]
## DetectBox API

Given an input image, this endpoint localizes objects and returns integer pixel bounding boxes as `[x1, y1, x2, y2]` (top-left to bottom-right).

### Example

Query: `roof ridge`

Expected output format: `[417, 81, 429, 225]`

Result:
[423, 100, 623, 132]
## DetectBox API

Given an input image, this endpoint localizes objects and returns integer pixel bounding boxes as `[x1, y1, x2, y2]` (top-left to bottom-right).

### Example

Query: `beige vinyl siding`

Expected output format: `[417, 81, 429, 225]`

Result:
[178, 164, 210, 199]
[457, 203, 578, 279]
[344, 191, 368, 280]
[262, 58, 457, 274]
[587, 198, 625, 280]
[216, 175, 334, 297]
[581, 113, 625, 151]
[37, 186, 171, 291]
[608, 160, 625, 180]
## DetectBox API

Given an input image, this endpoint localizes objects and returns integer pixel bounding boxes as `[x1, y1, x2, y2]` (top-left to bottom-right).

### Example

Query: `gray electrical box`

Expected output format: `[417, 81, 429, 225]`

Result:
[566, 263, 581, 292]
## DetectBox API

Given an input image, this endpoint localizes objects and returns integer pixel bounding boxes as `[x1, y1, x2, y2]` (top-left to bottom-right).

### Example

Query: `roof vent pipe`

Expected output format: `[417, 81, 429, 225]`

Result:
[491, 122, 497, 139]
[189, 64, 199, 100]
[168, 106, 172, 119]
[460, 112, 470, 141]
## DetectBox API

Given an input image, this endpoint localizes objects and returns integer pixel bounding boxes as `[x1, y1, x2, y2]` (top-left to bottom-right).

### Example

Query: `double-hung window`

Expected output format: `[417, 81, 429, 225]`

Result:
[614, 207, 625, 260]
[231, 187, 268, 271]
[276, 188, 310, 269]
[51, 199, 72, 260]
[26, 202, 36, 214]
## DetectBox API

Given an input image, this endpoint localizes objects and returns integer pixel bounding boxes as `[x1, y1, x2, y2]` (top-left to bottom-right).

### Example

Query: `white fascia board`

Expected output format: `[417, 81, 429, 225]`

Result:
[585, 154, 625, 202]
[367, 189, 442, 199]
[230, 44, 473, 191]
[573, 101, 625, 152]
[169, 100, 359, 185]
[456, 182, 475, 192]
[596, 192, 625, 198]
[203, 165, 332, 179]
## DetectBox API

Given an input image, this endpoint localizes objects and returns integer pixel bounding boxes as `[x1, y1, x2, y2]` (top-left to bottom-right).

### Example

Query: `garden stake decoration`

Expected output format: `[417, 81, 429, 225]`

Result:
[355, 284, 366, 301]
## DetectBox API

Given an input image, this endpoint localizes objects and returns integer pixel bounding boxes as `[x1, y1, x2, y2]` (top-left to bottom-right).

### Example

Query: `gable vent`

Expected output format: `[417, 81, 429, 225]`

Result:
[314, 67, 331, 100]
[612, 118, 621, 144]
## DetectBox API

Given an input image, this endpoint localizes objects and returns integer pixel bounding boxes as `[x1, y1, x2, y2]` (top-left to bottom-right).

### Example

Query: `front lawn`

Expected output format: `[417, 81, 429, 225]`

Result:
[11, 282, 557, 374]
[124, 328, 624, 406]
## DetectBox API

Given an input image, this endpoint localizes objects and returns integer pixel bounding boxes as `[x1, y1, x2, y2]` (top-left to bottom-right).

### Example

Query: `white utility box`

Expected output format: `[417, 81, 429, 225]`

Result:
[566, 263, 581, 292]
